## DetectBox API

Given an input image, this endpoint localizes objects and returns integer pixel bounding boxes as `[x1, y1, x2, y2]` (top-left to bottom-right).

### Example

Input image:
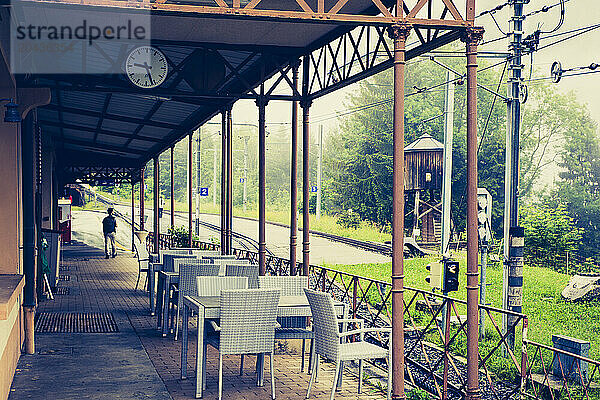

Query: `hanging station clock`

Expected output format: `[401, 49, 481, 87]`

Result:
[125, 46, 168, 89]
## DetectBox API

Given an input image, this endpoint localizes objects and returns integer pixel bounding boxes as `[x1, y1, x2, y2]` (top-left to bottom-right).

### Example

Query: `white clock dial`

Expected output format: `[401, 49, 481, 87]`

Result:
[125, 46, 168, 89]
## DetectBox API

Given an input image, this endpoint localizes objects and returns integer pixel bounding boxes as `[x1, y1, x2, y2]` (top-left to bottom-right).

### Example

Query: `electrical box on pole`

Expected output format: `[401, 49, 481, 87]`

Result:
[425, 262, 442, 290]
[443, 260, 460, 292]
[477, 187, 492, 338]
[477, 188, 492, 245]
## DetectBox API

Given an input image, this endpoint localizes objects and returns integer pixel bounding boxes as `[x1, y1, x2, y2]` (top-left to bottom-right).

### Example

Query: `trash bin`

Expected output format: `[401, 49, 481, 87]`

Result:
[41, 229, 61, 290]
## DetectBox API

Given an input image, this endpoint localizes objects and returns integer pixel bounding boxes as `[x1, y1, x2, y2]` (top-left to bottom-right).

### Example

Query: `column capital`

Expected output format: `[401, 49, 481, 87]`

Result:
[387, 24, 412, 41]
[291, 58, 301, 72]
[461, 27, 485, 46]
[299, 98, 312, 109]
[255, 96, 269, 108]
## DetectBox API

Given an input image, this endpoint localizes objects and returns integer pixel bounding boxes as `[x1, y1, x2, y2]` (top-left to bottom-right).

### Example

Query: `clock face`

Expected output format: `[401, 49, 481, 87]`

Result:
[125, 46, 168, 89]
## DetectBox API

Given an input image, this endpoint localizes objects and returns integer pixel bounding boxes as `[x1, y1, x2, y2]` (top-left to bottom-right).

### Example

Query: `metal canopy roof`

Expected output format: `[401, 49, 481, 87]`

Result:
[14, 0, 471, 184]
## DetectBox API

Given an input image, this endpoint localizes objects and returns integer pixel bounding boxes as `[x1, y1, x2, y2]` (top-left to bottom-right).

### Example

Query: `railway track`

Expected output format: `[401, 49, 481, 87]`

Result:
[73, 185, 424, 258]
[75, 185, 269, 254]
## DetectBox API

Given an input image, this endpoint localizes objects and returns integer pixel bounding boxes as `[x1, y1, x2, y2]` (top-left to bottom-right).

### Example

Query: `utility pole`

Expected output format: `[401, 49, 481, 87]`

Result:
[196, 129, 201, 235]
[213, 148, 217, 207]
[204, 147, 222, 208]
[440, 70, 455, 258]
[440, 70, 455, 336]
[316, 125, 323, 220]
[503, 0, 525, 352]
[242, 136, 249, 212]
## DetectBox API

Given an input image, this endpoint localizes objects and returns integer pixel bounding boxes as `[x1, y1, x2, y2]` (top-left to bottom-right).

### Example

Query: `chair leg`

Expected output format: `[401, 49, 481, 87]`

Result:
[218, 354, 223, 400]
[203, 343, 208, 390]
[306, 354, 318, 399]
[270, 352, 275, 400]
[308, 339, 315, 374]
[358, 360, 363, 394]
[174, 307, 180, 341]
[169, 300, 175, 333]
[240, 354, 244, 376]
[135, 270, 141, 291]
[330, 360, 341, 400]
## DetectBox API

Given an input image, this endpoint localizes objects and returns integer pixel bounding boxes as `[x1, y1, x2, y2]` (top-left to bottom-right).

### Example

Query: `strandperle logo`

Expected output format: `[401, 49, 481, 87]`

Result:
[15, 20, 147, 46]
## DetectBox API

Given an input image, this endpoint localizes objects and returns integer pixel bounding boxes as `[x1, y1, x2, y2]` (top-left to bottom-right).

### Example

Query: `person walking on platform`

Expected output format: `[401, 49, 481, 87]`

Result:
[103, 207, 118, 259]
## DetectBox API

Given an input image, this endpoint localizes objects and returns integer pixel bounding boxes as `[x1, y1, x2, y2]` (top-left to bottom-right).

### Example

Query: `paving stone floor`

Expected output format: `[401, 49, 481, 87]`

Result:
[10, 241, 385, 400]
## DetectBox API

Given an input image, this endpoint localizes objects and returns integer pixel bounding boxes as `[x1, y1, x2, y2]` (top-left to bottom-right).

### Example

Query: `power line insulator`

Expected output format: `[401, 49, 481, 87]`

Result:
[551, 61, 563, 83]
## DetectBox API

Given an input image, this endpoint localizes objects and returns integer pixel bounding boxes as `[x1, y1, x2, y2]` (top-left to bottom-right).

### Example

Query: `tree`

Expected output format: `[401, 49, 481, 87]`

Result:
[520, 201, 582, 270]
[325, 51, 508, 234]
[553, 105, 600, 257]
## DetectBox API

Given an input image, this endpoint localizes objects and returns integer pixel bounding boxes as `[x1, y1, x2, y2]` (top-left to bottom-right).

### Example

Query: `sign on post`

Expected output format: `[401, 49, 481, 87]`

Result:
[311, 186, 318, 193]
[200, 187, 209, 197]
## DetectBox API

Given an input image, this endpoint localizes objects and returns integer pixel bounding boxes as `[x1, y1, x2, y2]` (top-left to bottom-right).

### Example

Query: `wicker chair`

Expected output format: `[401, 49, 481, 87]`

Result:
[304, 288, 392, 400]
[162, 253, 199, 273]
[206, 289, 281, 400]
[171, 260, 221, 340]
[225, 264, 259, 288]
[196, 276, 248, 296]
[133, 240, 150, 291]
[258, 276, 313, 372]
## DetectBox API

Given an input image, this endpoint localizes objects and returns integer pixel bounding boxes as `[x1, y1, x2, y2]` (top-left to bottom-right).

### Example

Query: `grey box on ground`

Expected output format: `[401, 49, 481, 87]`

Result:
[552, 334, 591, 382]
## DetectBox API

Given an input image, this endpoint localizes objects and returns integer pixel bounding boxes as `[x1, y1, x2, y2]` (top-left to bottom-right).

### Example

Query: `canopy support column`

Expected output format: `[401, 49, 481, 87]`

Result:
[290, 61, 299, 275]
[171, 145, 175, 232]
[389, 24, 411, 400]
[226, 107, 233, 254]
[153, 157, 160, 254]
[257, 89, 267, 275]
[301, 56, 311, 277]
[463, 26, 484, 400]
[140, 167, 145, 231]
[188, 132, 193, 247]
[221, 110, 227, 254]
[131, 183, 135, 252]
[22, 113, 36, 354]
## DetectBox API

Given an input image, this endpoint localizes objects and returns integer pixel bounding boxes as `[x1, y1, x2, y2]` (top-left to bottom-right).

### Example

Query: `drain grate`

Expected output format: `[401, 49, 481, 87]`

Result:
[54, 287, 70, 295]
[35, 312, 119, 333]
[58, 275, 70, 281]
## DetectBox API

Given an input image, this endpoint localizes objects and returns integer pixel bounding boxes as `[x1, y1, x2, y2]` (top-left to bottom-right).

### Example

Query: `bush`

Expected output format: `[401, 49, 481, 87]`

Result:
[336, 209, 361, 229]
[168, 226, 196, 248]
[407, 388, 430, 400]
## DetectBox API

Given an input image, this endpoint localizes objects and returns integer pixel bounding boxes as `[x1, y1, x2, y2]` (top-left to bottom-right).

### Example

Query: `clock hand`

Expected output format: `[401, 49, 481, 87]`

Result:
[133, 63, 150, 69]
[147, 69, 155, 86]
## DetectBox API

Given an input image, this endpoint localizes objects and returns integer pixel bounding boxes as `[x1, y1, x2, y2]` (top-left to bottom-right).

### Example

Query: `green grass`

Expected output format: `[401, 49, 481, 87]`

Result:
[99, 193, 391, 243]
[328, 255, 600, 361]
[72, 202, 106, 211]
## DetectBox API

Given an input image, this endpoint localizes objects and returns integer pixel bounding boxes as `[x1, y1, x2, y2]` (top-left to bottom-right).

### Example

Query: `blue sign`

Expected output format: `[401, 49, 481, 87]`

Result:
[311, 186, 318, 193]
[200, 187, 209, 196]
[240, 178, 245, 183]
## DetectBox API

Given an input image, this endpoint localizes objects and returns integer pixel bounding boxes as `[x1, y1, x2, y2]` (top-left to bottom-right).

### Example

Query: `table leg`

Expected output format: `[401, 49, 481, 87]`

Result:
[195, 306, 205, 398]
[257, 353, 265, 386]
[162, 275, 171, 336]
[149, 266, 156, 316]
[181, 303, 190, 380]
[156, 274, 164, 329]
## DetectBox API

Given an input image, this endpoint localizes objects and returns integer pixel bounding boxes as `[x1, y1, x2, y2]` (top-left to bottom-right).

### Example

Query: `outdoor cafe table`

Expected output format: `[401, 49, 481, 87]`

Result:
[181, 294, 347, 398]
